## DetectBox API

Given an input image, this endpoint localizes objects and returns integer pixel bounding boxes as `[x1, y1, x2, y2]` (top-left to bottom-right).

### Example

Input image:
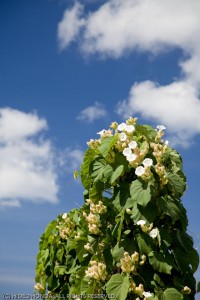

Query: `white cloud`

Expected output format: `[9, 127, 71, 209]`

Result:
[59, 148, 84, 171]
[0, 108, 58, 207]
[77, 101, 107, 122]
[58, 2, 85, 50]
[116, 81, 200, 147]
[58, 0, 200, 146]
[58, 0, 200, 58]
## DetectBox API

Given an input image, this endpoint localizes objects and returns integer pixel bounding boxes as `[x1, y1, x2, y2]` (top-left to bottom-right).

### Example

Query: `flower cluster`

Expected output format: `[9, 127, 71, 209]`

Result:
[136, 220, 153, 233]
[83, 199, 107, 235]
[57, 213, 75, 239]
[150, 127, 168, 186]
[182, 286, 191, 294]
[83, 211, 101, 235]
[135, 158, 153, 180]
[86, 199, 107, 214]
[115, 119, 148, 167]
[129, 282, 152, 299]
[120, 251, 146, 274]
[85, 260, 107, 281]
[34, 283, 45, 293]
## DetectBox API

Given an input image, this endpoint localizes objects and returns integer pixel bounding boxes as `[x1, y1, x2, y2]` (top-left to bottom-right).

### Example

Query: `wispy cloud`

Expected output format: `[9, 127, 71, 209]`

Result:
[58, 0, 200, 146]
[0, 108, 58, 207]
[59, 148, 84, 172]
[77, 101, 107, 123]
[58, 2, 85, 50]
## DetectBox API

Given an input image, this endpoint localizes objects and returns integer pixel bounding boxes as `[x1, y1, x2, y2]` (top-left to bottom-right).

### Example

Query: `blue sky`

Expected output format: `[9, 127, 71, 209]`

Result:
[0, 0, 200, 297]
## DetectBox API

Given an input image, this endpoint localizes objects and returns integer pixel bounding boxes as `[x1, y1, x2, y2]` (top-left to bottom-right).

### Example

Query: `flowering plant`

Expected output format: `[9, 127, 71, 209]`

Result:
[35, 117, 199, 300]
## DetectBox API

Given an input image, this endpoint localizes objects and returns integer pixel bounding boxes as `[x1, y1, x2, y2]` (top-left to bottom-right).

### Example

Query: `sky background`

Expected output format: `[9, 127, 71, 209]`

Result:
[0, 0, 200, 298]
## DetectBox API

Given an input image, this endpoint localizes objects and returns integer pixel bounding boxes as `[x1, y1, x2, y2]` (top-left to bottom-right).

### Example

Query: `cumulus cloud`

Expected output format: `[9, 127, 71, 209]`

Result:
[0, 108, 58, 207]
[116, 81, 200, 146]
[57, 0, 200, 58]
[58, 2, 85, 50]
[77, 101, 107, 123]
[58, 0, 200, 146]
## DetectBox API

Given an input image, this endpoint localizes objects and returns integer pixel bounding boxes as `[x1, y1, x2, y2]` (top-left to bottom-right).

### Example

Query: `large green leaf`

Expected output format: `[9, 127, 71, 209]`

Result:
[99, 135, 118, 157]
[44, 220, 57, 238]
[148, 251, 173, 274]
[110, 165, 124, 184]
[131, 202, 158, 224]
[112, 182, 130, 211]
[81, 148, 96, 189]
[130, 179, 153, 206]
[137, 233, 155, 255]
[159, 196, 187, 229]
[172, 230, 199, 273]
[161, 288, 183, 300]
[90, 158, 113, 182]
[159, 228, 172, 253]
[169, 149, 183, 169]
[106, 274, 130, 300]
[166, 173, 186, 197]
[136, 124, 157, 141]
[112, 243, 125, 262]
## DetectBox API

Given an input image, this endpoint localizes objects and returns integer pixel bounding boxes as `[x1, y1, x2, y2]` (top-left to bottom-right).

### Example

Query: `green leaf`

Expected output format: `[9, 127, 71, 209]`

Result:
[173, 230, 199, 273]
[137, 233, 155, 255]
[148, 251, 173, 274]
[113, 183, 130, 211]
[76, 238, 88, 261]
[131, 202, 158, 224]
[197, 281, 200, 292]
[136, 124, 157, 141]
[81, 148, 96, 189]
[73, 170, 79, 179]
[112, 243, 125, 262]
[159, 228, 172, 253]
[116, 209, 125, 242]
[130, 179, 153, 207]
[166, 173, 186, 197]
[159, 196, 187, 228]
[106, 274, 130, 300]
[153, 274, 164, 288]
[54, 265, 67, 276]
[56, 248, 64, 263]
[44, 220, 57, 238]
[169, 149, 183, 169]
[162, 288, 183, 300]
[110, 165, 124, 184]
[90, 158, 113, 182]
[99, 135, 118, 157]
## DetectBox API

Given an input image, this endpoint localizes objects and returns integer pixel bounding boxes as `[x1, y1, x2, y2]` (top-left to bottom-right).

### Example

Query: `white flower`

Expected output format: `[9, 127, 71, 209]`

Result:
[135, 166, 145, 176]
[143, 158, 153, 167]
[62, 213, 67, 219]
[156, 125, 166, 131]
[149, 228, 158, 239]
[119, 132, 127, 141]
[118, 122, 127, 131]
[125, 125, 135, 133]
[137, 220, 146, 225]
[143, 291, 152, 298]
[165, 140, 169, 145]
[123, 148, 132, 157]
[127, 153, 137, 162]
[128, 141, 137, 149]
[97, 129, 106, 135]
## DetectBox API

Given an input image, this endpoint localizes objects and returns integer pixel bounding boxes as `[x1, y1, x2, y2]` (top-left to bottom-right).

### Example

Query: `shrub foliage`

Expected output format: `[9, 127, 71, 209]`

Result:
[35, 117, 199, 300]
